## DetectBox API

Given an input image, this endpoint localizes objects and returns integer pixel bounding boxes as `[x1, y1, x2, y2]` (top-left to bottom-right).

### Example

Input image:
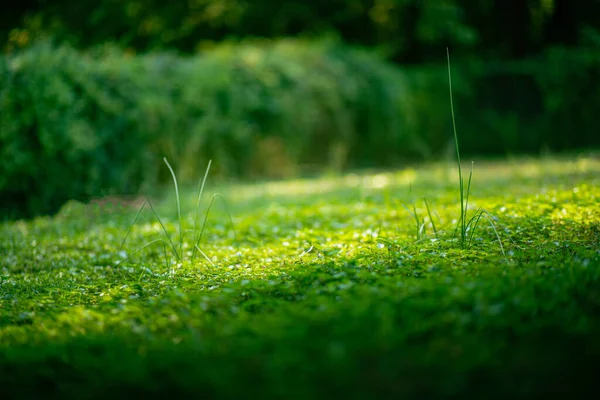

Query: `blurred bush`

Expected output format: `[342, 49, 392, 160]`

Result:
[2, 41, 600, 219]
[0, 40, 420, 218]
[174, 40, 420, 179]
[0, 43, 163, 218]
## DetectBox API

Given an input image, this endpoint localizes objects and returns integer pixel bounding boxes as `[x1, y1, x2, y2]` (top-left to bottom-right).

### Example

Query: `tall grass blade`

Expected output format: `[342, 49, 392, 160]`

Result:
[494, 216, 519, 247]
[119, 199, 149, 252]
[462, 161, 475, 245]
[192, 160, 212, 262]
[194, 193, 237, 255]
[163, 157, 184, 261]
[466, 209, 485, 247]
[480, 213, 506, 257]
[147, 199, 180, 261]
[117, 158, 234, 269]
[423, 198, 438, 237]
[446, 48, 466, 246]
[194, 245, 216, 267]
[465, 209, 507, 258]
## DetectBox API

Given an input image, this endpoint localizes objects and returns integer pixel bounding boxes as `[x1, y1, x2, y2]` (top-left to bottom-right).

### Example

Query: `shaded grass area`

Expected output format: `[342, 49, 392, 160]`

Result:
[1, 154, 600, 399]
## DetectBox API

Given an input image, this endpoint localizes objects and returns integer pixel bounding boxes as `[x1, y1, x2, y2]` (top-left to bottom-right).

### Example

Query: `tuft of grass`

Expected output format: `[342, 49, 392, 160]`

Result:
[117, 158, 235, 269]
[396, 50, 511, 254]
[446, 48, 511, 255]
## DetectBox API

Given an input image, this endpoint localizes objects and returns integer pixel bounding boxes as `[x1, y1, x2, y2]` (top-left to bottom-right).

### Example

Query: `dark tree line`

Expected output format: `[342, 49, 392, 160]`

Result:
[3, 0, 600, 62]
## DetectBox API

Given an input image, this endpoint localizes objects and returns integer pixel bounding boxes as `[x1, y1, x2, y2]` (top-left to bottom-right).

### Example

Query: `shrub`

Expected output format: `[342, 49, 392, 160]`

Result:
[0, 40, 421, 218]
[2, 41, 599, 219]
[173, 39, 421, 178]
[0, 43, 168, 218]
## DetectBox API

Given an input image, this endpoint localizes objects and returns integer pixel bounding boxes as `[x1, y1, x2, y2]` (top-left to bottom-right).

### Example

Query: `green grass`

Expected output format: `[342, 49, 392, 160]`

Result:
[116, 158, 233, 269]
[446, 48, 509, 255]
[1, 154, 600, 398]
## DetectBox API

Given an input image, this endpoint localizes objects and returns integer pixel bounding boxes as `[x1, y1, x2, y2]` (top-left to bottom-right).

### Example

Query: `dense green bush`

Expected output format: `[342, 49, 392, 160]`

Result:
[174, 40, 419, 178]
[0, 43, 168, 218]
[2, 41, 600, 219]
[0, 40, 421, 218]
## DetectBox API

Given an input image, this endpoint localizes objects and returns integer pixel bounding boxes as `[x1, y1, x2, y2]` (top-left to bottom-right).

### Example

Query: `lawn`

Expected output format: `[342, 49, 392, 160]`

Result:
[1, 154, 600, 399]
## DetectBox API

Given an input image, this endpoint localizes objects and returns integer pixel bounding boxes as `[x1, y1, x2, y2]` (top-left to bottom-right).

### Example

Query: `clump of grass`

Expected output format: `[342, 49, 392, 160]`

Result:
[446, 48, 511, 255]
[116, 158, 235, 269]
[398, 51, 514, 255]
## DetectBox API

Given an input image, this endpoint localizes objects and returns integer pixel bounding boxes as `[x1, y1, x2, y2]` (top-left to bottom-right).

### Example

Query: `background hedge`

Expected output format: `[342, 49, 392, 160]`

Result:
[0, 43, 155, 218]
[1, 41, 600, 218]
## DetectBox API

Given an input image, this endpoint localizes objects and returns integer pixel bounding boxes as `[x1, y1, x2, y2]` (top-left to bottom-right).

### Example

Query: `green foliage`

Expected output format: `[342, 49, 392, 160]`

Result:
[175, 39, 419, 177]
[3, 0, 478, 62]
[117, 158, 234, 269]
[1, 156, 600, 398]
[445, 50, 508, 255]
[7, 0, 597, 65]
[3, 41, 600, 219]
[0, 42, 161, 218]
[404, 47, 600, 158]
[0, 40, 422, 218]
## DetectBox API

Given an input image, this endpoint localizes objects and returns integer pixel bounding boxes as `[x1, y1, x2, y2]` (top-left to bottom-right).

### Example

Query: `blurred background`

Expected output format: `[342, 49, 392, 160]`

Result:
[1, 0, 599, 218]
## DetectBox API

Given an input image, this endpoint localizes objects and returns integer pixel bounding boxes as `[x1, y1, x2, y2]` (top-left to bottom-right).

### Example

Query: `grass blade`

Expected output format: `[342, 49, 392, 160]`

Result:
[147, 199, 180, 261]
[192, 160, 212, 262]
[423, 198, 438, 237]
[464, 161, 474, 226]
[466, 209, 484, 248]
[446, 47, 465, 246]
[194, 193, 237, 256]
[464, 209, 507, 258]
[163, 157, 184, 262]
[119, 199, 149, 252]
[480, 213, 506, 257]
[194, 245, 216, 267]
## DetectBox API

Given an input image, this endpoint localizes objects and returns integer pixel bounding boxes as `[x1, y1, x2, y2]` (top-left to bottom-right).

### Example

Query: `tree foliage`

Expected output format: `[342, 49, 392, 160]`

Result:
[4, 0, 600, 62]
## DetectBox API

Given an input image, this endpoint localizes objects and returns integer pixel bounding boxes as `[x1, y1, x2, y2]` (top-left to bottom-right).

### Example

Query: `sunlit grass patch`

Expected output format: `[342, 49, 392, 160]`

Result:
[1, 154, 600, 398]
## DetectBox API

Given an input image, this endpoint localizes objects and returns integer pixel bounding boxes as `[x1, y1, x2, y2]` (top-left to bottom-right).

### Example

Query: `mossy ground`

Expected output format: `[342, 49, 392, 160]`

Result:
[2, 154, 600, 399]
